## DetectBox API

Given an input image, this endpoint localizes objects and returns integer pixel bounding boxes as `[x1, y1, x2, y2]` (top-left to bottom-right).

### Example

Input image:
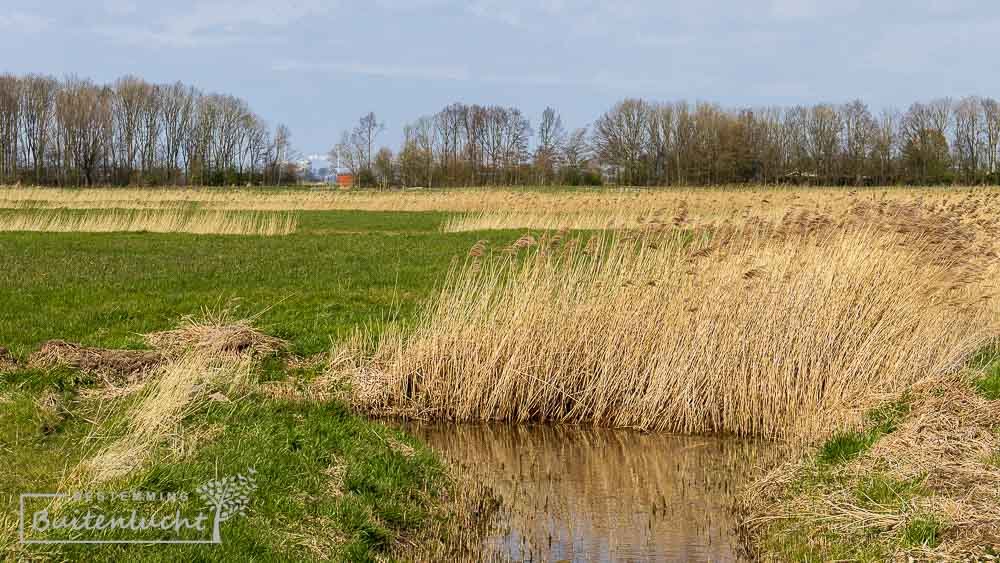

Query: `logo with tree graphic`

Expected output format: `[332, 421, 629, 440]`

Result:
[196, 467, 258, 544]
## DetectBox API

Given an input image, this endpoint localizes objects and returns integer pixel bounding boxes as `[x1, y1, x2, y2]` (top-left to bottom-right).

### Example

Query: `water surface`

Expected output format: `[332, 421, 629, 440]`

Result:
[403, 423, 777, 562]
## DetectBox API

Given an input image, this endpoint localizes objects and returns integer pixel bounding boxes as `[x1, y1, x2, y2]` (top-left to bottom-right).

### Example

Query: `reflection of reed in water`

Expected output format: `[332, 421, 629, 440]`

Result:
[404, 423, 783, 562]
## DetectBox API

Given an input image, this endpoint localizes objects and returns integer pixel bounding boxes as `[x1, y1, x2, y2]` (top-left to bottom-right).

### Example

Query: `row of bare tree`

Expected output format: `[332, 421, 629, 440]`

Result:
[0, 73, 297, 186]
[332, 104, 598, 188]
[335, 96, 1000, 188]
[589, 98, 998, 186]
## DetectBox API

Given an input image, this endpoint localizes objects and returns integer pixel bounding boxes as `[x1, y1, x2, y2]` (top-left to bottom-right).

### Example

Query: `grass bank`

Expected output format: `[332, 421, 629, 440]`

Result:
[1, 315, 493, 561]
[0, 208, 501, 561]
[741, 347, 1000, 561]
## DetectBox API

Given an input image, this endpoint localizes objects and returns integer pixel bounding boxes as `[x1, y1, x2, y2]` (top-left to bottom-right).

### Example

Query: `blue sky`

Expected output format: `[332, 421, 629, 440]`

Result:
[1, 0, 997, 158]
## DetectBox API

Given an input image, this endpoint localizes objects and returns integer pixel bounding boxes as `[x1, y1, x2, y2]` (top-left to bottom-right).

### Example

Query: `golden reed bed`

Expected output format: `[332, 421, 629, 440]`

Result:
[0, 208, 297, 235]
[2, 185, 997, 234]
[347, 197, 1000, 440]
[0, 184, 989, 212]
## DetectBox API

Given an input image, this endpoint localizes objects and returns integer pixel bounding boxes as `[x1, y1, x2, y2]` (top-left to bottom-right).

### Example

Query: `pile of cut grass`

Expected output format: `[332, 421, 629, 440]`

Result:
[44, 309, 288, 488]
[350, 202, 1000, 439]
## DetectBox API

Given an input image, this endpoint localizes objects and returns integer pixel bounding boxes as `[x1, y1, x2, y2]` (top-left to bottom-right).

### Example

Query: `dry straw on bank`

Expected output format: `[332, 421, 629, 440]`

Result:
[350, 198, 1000, 439]
[742, 373, 1000, 560]
[68, 312, 286, 486]
[0, 208, 297, 235]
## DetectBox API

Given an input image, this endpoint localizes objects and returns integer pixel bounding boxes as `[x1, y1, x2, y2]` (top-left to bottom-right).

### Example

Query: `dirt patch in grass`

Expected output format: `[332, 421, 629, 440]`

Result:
[741, 374, 1000, 561]
[27, 340, 162, 384]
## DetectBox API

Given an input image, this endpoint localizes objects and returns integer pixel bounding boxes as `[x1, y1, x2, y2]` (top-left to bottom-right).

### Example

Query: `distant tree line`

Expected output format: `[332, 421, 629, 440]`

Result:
[335, 96, 1000, 188]
[0, 73, 298, 186]
[332, 104, 600, 188]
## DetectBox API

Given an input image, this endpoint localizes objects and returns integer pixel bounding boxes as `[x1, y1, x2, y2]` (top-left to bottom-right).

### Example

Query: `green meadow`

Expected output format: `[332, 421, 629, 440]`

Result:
[0, 209, 500, 561]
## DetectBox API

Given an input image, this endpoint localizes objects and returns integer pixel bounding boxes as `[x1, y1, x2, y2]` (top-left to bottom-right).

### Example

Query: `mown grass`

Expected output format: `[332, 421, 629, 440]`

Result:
[0, 210, 494, 358]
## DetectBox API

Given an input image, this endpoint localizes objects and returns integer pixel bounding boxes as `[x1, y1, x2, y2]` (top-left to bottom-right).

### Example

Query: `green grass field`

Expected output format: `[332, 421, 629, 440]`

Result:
[0, 209, 493, 356]
[0, 209, 502, 561]
[6, 186, 1000, 561]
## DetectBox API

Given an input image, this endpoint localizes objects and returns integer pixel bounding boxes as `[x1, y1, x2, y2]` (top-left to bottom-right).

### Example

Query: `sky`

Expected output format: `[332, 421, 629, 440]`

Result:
[2, 0, 998, 160]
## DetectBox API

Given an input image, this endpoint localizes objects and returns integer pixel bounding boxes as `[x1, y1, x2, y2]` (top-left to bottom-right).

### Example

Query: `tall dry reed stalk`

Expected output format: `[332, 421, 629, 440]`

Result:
[351, 203, 1000, 439]
[0, 208, 296, 235]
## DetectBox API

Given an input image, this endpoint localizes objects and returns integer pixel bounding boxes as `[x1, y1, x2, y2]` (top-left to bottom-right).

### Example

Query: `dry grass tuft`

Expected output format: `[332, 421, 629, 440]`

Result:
[62, 312, 283, 487]
[146, 309, 286, 357]
[286, 352, 330, 370]
[28, 340, 163, 385]
[271, 515, 346, 560]
[0, 346, 17, 373]
[0, 208, 297, 235]
[172, 422, 226, 460]
[351, 200, 1000, 439]
[386, 437, 416, 458]
[80, 352, 254, 483]
[34, 390, 65, 435]
[323, 458, 348, 498]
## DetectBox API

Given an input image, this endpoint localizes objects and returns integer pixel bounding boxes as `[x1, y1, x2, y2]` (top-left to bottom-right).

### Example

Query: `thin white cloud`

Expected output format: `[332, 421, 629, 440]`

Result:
[274, 60, 472, 81]
[769, 0, 819, 20]
[96, 0, 334, 47]
[103, 0, 138, 15]
[164, 0, 332, 37]
[275, 58, 686, 95]
[466, 0, 525, 27]
[0, 11, 51, 34]
[95, 25, 253, 48]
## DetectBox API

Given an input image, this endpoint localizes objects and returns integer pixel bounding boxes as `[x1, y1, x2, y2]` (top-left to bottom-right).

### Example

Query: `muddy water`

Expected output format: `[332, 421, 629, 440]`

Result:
[404, 423, 776, 562]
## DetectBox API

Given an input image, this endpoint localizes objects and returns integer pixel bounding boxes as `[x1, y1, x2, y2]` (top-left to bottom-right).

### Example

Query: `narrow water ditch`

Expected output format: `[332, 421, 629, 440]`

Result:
[400, 422, 783, 561]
